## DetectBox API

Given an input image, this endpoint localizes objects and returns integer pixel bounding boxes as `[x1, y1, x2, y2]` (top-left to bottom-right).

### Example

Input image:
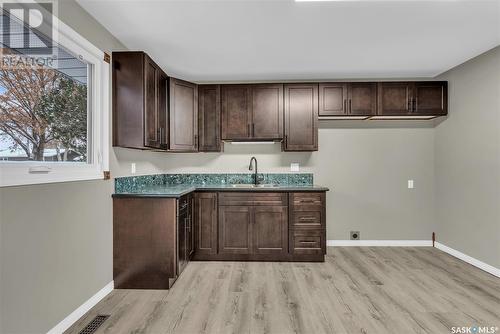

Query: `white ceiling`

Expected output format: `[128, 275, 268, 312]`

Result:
[77, 0, 500, 82]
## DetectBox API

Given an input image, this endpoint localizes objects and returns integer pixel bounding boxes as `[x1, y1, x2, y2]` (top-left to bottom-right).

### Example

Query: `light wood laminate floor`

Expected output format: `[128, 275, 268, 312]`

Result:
[66, 247, 500, 334]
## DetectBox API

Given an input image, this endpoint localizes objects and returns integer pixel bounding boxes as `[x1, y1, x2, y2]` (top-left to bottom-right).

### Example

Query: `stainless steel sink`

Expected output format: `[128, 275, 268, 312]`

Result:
[231, 184, 279, 188]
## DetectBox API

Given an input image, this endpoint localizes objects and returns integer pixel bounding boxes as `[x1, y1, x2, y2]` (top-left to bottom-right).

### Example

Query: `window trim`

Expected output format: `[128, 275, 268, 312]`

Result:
[0, 8, 110, 187]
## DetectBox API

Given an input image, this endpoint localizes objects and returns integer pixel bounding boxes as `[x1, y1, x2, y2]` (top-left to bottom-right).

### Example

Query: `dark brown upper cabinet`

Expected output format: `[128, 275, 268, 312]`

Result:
[198, 85, 221, 152]
[377, 82, 413, 116]
[113, 51, 168, 150]
[221, 85, 251, 140]
[413, 82, 447, 116]
[221, 84, 283, 141]
[318, 83, 348, 116]
[319, 82, 376, 117]
[169, 78, 198, 152]
[283, 84, 318, 151]
[377, 81, 447, 118]
[251, 84, 283, 140]
[349, 83, 377, 116]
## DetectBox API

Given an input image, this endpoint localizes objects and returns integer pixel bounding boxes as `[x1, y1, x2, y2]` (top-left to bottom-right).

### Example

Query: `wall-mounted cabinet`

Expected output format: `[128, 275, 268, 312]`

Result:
[319, 82, 377, 118]
[221, 84, 283, 141]
[198, 85, 222, 152]
[169, 78, 198, 152]
[283, 84, 319, 151]
[113, 51, 168, 150]
[375, 81, 447, 119]
[113, 52, 448, 153]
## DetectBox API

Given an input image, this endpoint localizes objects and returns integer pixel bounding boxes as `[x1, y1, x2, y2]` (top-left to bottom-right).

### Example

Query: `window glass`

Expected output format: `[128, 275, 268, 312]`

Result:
[0, 8, 90, 162]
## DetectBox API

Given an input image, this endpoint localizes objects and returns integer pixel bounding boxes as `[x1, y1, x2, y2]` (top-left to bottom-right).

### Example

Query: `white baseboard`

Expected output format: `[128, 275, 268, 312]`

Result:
[327, 240, 432, 247]
[434, 242, 500, 278]
[47, 281, 114, 334]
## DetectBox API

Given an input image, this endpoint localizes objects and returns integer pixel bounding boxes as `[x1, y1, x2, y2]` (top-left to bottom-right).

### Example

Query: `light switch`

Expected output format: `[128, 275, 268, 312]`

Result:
[290, 163, 300, 172]
[408, 179, 414, 189]
[131, 163, 136, 174]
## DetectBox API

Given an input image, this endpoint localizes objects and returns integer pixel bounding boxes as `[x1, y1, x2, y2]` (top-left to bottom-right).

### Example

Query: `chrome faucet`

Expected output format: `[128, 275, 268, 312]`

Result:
[249, 156, 259, 185]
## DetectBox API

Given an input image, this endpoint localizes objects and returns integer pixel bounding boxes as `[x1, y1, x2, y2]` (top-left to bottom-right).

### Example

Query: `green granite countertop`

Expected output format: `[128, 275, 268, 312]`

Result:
[112, 184, 329, 198]
[112, 173, 328, 198]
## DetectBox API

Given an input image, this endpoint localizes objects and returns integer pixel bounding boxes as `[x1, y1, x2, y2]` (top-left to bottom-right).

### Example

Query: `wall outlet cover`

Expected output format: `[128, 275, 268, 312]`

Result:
[408, 179, 414, 189]
[290, 163, 300, 172]
[131, 163, 136, 174]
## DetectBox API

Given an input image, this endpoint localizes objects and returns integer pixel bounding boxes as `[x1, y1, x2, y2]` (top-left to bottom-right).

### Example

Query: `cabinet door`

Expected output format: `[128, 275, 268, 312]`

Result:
[221, 85, 251, 140]
[251, 84, 283, 139]
[187, 195, 195, 258]
[252, 206, 288, 255]
[319, 83, 348, 116]
[169, 78, 198, 152]
[158, 72, 168, 149]
[194, 193, 218, 255]
[348, 83, 377, 116]
[284, 84, 318, 151]
[377, 82, 413, 115]
[198, 85, 221, 152]
[219, 206, 252, 254]
[177, 210, 188, 275]
[144, 58, 161, 148]
[413, 82, 447, 116]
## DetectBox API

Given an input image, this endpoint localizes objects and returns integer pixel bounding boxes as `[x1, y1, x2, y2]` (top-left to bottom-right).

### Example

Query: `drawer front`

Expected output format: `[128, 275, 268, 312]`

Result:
[291, 229, 325, 255]
[219, 192, 287, 206]
[290, 192, 324, 210]
[292, 211, 322, 228]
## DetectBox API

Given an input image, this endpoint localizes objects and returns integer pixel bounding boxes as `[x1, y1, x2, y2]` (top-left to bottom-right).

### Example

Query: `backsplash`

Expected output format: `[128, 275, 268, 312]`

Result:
[115, 173, 313, 193]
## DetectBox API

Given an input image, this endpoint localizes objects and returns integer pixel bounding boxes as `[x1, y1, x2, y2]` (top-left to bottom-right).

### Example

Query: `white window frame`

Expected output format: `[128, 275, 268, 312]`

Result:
[0, 5, 109, 187]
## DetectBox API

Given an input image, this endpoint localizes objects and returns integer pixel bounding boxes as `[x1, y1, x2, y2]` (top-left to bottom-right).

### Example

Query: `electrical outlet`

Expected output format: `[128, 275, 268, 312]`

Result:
[290, 163, 300, 172]
[350, 231, 360, 240]
[131, 163, 136, 174]
[408, 179, 414, 189]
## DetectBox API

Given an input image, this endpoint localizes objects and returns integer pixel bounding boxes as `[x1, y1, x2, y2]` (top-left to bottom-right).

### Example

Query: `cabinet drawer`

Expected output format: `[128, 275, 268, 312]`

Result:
[290, 229, 325, 255]
[219, 192, 287, 206]
[290, 192, 324, 210]
[292, 211, 322, 228]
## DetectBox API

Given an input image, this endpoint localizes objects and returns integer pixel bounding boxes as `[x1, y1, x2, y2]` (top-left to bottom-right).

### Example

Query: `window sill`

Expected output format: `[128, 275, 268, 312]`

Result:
[0, 165, 108, 187]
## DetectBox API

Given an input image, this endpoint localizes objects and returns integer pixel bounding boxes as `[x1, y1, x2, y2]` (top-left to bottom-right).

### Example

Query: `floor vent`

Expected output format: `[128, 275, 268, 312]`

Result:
[78, 315, 110, 334]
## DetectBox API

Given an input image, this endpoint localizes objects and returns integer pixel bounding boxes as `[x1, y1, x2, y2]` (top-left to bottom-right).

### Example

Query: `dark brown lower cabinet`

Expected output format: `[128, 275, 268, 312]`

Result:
[194, 192, 218, 255]
[218, 204, 288, 256]
[253, 206, 288, 255]
[219, 205, 252, 255]
[289, 192, 326, 255]
[113, 197, 178, 289]
[177, 194, 194, 276]
[113, 194, 194, 289]
[114, 190, 326, 289]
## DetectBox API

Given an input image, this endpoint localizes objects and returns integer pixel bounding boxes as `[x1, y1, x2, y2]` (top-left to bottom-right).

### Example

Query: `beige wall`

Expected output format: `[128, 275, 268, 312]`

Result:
[435, 46, 500, 268]
[114, 125, 436, 241]
[0, 1, 125, 333]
